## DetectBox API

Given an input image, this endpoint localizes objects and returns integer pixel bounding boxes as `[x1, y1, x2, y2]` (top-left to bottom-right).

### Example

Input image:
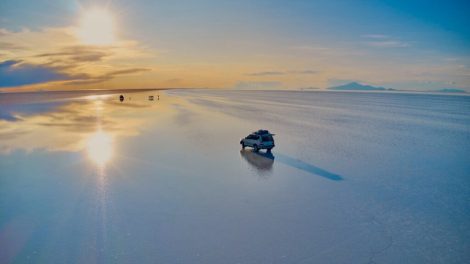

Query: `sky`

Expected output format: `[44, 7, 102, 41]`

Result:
[0, 0, 469, 92]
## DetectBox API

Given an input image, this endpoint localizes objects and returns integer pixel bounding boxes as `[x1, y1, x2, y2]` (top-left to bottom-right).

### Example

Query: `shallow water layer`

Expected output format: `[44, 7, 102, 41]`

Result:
[0, 90, 469, 263]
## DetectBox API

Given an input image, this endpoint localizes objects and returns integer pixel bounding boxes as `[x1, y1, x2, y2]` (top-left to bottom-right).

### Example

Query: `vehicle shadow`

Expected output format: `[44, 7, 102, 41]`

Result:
[275, 153, 343, 181]
[240, 149, 343, 181]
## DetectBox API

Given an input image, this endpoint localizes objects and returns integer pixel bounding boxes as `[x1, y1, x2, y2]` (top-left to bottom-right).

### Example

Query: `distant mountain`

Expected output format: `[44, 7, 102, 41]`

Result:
[328, 82, 393, 91]
[433, 88, 467, 93]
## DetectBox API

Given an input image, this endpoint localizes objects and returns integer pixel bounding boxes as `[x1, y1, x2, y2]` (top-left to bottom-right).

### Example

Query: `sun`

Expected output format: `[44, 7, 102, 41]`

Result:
[76, 8, 116, 45]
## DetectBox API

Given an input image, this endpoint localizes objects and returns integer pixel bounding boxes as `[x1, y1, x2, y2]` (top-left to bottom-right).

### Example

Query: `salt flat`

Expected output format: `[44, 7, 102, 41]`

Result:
[0, 90, 469, 263]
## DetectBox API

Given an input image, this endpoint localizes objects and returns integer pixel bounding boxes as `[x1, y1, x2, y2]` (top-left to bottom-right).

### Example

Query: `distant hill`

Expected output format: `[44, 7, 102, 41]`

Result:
[328, 82, 393, 91]
[433, 88, 467, 93]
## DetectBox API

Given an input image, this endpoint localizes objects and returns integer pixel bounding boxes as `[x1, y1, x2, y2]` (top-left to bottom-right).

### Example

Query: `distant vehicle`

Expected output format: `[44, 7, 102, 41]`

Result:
[149, 95, 154, 101]
[119, 95, 124, 102]
[240, 130, 275, 152]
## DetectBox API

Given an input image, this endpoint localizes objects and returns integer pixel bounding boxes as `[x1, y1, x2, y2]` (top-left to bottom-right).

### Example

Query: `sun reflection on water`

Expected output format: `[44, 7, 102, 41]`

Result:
[86, 129, 113, 167]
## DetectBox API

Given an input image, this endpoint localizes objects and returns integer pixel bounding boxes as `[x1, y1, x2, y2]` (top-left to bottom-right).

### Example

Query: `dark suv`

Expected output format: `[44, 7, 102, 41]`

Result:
[240, 130, 275, 152]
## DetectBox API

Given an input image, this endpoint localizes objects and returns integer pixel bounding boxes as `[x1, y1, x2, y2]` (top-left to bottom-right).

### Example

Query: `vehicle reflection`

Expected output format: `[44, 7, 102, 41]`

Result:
[240, 149, 274, 177]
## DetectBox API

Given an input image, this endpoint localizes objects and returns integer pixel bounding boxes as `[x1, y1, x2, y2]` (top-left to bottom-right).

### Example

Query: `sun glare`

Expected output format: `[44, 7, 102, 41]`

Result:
[86, 129, 113, 166]
[77, 8, 116, 45]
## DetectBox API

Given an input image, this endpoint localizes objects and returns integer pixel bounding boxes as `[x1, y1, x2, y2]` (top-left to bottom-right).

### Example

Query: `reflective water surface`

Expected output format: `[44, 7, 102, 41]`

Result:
[1, 90, 469, 263]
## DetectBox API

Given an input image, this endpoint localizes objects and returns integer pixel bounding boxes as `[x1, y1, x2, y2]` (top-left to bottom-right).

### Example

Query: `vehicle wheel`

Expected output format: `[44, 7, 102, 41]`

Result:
[267, 148, 272, 153]
[253, 145, 259, 152]
[241, 143, 245, 149]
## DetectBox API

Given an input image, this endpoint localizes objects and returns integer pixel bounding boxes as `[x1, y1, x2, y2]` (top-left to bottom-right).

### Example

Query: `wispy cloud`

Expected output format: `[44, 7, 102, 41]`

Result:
[65, 68, 151, 85]
[35, 46, 112, 64]
[362, 34, 410, 48]
[246, 71, 285, 76]
[233, 81, 283, 90]
[246, 70, 317, 76]
[361, 34, 389, 39]
[0, 56, 151, 88]
[0, 42, 26, 50]
[0, 27, 152, 90]
[290, 46, 332, 52]
[289, 44, 366, 57]
[365, 40, 410, 48]
[288, 70, 317, 74]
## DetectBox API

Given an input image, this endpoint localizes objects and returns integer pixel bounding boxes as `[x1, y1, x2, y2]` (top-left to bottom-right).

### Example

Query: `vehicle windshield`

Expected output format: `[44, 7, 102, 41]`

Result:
[262, 135, 273, 142]
[246, 134, 258, 140]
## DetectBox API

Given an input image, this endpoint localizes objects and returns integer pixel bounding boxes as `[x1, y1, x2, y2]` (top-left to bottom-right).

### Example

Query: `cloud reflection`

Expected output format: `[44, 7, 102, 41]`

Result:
[0, 91, 159, 154]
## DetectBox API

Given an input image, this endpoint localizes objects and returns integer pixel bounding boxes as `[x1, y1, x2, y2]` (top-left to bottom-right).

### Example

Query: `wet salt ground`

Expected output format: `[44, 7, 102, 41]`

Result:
[0, 90, 469, 263]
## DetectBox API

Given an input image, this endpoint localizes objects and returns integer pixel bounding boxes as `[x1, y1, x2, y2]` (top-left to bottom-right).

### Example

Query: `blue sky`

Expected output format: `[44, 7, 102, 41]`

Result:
[0, 0, 469, 91]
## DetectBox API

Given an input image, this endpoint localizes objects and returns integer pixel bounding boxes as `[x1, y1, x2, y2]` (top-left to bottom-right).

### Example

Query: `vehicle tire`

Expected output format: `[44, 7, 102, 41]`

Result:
[267, 148, 272, 153]
[253, 145, 259, 152]
[241, 143, 245, 149]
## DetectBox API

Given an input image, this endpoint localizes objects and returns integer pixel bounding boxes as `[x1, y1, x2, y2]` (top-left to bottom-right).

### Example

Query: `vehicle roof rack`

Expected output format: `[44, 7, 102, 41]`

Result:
[253, 130, 275, 136]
